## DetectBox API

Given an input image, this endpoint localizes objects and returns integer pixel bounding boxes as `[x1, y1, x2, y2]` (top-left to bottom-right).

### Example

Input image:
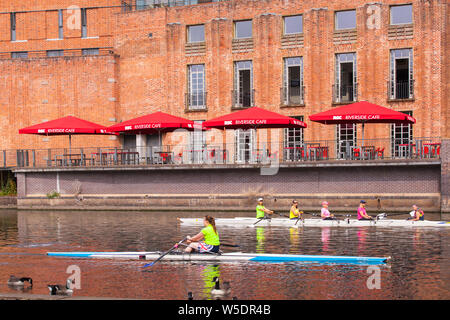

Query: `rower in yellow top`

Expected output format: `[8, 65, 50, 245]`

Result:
[256, 198, 274, 220]
[185, 215, 220, 254]
[289, 200, 303, 220]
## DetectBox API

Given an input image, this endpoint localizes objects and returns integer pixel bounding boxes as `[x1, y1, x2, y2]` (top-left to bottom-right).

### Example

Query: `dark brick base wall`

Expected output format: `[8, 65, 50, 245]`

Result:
[15, 162, 442, 212]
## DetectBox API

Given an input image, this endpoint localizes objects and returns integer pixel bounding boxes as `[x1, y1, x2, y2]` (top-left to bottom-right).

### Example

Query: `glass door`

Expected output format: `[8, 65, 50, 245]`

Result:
[235, 129, 255, 163]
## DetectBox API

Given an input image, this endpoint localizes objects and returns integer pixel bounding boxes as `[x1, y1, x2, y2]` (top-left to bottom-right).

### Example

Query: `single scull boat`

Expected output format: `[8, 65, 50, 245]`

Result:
[178, 217, 450, 228]
[47, 251, 390, 265]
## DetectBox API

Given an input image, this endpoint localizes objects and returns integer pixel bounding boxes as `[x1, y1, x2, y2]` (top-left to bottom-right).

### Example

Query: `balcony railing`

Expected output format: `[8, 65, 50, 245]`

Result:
[232, 89, 255, 109]
[281, 86, 304, 106]
[6, 137, 441, 169]
[387, 80, 415, 100]
[185, 92, 207, 111]
[333, 83, 358, 104]
[121, 0, 229, 12]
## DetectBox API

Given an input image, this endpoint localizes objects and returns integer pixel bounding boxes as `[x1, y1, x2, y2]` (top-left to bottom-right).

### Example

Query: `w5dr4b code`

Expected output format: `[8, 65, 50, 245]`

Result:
[222, 304, 270, 315]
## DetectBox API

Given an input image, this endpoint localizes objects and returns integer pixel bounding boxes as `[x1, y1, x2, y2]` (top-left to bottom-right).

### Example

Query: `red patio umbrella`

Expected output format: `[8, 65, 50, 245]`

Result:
[202, 107, 307, 130]
[19, 115, 110, 151]
[106, 111, 197, 145]
[309, 101, 416, 144]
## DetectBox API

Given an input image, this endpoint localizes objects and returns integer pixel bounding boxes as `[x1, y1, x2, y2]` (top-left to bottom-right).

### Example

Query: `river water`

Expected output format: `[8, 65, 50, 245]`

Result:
[0, 210, 448, 300]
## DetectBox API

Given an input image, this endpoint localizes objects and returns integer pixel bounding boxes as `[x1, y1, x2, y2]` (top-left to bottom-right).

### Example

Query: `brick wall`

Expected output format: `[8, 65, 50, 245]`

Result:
[0, 0, 447, 150]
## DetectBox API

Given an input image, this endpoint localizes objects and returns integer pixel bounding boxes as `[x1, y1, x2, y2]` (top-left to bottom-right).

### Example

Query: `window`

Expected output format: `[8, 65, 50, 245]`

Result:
[11, 52, 28, 59]
[235, 129, 255, 163]
[10, 13, 16, 41]
[82, 48, 99, 55]
[391, 111, 413, 158]
[284, 116, 304, 161]
[234, 20, 252, 39]
[336, 124, 357, 159]
[187, 64, 206, 110]
[189, 120, 206, 164]
[389, 48, 413, 99]
[187, 25, 205, 43]
[136, 0, 150, 10]
[282, 57, 303, 105]
[58, 9, 64, 39]
[335, 53, 357, 103]
[47, 50, 64, 57]
[335, 10, 356, 30]
[233, 61, 253, 108]
[284, 15, 303, 35]
[81, 8, 87, 38]
[390, 4, 413, 25]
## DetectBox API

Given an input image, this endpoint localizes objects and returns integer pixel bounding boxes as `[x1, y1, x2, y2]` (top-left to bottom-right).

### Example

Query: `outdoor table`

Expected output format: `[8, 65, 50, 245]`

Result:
[154, 151, 173, 164]
[361, 146, 376, 160]
[317, 146, 329, 160]
[206, 148, 227, 163]
[185, 149, 205, 163]
[54, 154, 83, 166]
[422, 143, 440, 158]
[307, 145, 320, 161]
[284, 146, 304, 161]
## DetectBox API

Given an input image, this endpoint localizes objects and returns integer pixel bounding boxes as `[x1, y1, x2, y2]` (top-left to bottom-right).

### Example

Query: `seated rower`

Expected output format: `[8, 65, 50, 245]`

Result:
[321, 201, 335, 220]
[289, 200, 303, 220]
[256, 198, 274, 220]
[357, 200, 373, 220]
[185, 215, 220, 254]
[408, 205, 425, 221]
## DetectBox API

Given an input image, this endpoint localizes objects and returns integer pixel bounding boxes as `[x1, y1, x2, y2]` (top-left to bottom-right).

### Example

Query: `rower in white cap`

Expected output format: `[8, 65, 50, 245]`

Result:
[256, 198, 274, 220]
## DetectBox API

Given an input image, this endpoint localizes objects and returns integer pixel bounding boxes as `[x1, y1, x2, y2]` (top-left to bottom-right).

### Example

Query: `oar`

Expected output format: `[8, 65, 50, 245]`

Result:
[273, 211, 288, 218]
[252, 218, 265, 226]
[142, 237, 187, 268]
[221, 243, 240, 248]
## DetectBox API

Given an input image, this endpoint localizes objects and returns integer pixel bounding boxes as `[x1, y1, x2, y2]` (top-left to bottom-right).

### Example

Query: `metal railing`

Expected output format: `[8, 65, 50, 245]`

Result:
[281, 86, 304, 106]
[185, 92, 207, 111]
[387, 80, 415, 100]
[5, 137, 441, 169]
[232, 89, 255, 109]
[121, 0, 229, 12]
[333, 83, 358, 103]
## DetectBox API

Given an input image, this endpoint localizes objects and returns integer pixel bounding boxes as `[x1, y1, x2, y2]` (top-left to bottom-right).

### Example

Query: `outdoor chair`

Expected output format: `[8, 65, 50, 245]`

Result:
[375, 147, 385, 159]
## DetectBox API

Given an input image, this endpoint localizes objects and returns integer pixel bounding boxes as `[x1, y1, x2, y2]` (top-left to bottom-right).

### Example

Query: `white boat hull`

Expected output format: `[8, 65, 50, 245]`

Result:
[47, 251, 389, 265]
[178, 217, 450, 228]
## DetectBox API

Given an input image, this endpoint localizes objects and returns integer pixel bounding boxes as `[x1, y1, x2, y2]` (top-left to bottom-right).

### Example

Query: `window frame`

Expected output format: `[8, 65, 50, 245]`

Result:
[234, 20, 253, 39]
[187, 24, 205, 43]
[187, 64, 206, 109]
[390, 4, 413, 25]
[10, 12, 16, 41]
[334, 9, 357, 31]
[283, 14, 303, 35]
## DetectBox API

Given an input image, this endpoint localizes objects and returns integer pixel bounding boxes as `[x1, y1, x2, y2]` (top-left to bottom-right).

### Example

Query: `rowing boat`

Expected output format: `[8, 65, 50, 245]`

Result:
[47, 251, 390, 265]
[178, 217, 450, 228]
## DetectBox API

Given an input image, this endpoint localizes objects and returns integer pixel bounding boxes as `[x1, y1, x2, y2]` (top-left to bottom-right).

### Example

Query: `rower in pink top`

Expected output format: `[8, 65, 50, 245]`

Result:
[357, 200, 373, 220]
[321, 201, 335, 220]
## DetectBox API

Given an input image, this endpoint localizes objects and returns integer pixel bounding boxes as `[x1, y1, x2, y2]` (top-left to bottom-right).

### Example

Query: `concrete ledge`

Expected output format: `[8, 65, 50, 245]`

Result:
[16, 193, 441, 213]
[12, 158, 441, 173]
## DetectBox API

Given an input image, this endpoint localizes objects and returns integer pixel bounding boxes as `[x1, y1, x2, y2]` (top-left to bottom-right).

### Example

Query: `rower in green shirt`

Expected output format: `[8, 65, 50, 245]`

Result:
[256, 198, 274, 219]
[185, 215, 220, 254]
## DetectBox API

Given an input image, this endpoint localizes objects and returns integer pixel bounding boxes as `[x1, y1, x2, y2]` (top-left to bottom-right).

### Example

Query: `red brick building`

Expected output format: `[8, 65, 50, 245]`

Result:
[0, 0, 448, 157]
